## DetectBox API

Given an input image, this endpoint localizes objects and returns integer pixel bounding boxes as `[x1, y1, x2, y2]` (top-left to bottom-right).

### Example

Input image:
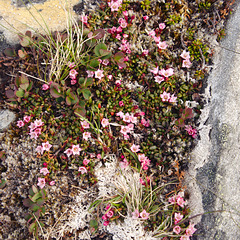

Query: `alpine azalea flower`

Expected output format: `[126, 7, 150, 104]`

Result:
[173, 225, 181, 234]
[95, 69, 104, 79]
[186, 223, 197, 236]
[83, 132, 91, 141]
[42, 141, 52, 151]
[37, 177, 46, 189]
[81, 120, 90, 129]
[64, 148, 73, 158]
[140, 210, 150, 220]
[157, 41, 168, 49]
[160, 91, 171, 102]
[132, 209, 140, 219]
[130, 144, 140, 153]
[101, 118, 110, 128]
[159, 23, 166, 30]
[23, 116, 31, 123]
[150, 66, 159, 75]
[174, 212, 183, 224]
[17, 120, 24, 128]
[78, 166, 87, 174]
[72, 144, 82, 155]
[42, 84, 49, 90]
[40, 167, 50, 176]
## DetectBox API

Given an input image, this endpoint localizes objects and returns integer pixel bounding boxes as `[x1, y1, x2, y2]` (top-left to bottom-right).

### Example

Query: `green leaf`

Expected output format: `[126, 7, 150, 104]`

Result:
[23, 198, 33, 207]
[30, 204, 40, 212]
[36, 198, 45, 206]
[82, 88, 91, 100]
[50, 83, 62, 98]
[30, 192, 42, 202]
[66, 96, 72, 105]
[0, 179, 7, 189]
[28, 222, 36, 233]
[85, 78, 93, 87]
[89, 200, 102, 210]
[15, 89, 25, 97]
[89, 59, 99, 69]
[90, 219, 98, 229]
[3, 47, 16, 57]
[94, 43, 107, 56]
[93, 29, 105, 39]
[74, 107, 86, 117]
[18, 49, 27, 58]
[78, 77, 85, 85]
[32, 185, 38, 194]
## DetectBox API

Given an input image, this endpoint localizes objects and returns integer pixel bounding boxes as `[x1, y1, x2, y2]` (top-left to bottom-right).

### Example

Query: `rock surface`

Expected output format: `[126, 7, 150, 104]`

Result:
[186, 2, 240, 239]
[0, 109, 15, 132]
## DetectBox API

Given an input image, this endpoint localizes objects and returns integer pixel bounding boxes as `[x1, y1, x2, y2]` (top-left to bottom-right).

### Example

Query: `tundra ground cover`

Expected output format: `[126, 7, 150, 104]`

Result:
[0, 0, 234, 239]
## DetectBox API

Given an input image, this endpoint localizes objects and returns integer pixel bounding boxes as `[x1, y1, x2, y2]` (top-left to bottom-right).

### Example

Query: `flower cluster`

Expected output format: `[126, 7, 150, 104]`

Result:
[102, 204, 115, 226]
[64, 144, 82, 158]
[168, 193, 186, 208]
[36, 141, 52, 155]
[185, 125, 197, 138]
[68, 62, 78, 85]
[180, 50, 192, 68]
[138, 153, 151, 170]
[160, 91, 177, 103]
[132, 209, 149, 220]
[108, 0, 122, 12]
[173, 222, 197, 239]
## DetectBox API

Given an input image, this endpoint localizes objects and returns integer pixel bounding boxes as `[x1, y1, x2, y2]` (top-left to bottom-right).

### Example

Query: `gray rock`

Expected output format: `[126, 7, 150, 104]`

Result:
[0, 109, 15, 131]
[11, 0, 47, 7]
[186, 2, 240, 239]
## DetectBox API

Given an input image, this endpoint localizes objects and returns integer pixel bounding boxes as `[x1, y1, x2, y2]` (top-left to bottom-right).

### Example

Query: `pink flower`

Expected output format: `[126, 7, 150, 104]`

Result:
[123, 33, 128, 38]
[95, 69, 104, 79]
[159, 68, 174, 78]
[34, 119, 44, 127]
[69, 69, 78, 79]
[40, 167, 50, 175]
[129, 114, 137, 124]
[157, 41, 168, 49]
[128, 123, 134, 131]
[185, 125, 197, 138]
[154, 76, 164, 84]
[148, 30, 155, 37]
[30, 132, 38, 140]
[102, 59, 109, 66]
[150, 66, 159, 75]
[123, 113, 131, 123]
[115, 79, 121, 86]
[105, 204, 111, 210]
[123, 10, 128, 16]
[80, 15, 88, 24]
[182, 59, 192, 68]
[180, 50, 190, 60]
[120, 19, 128, 28]
[186, 222, 197, 236]
[42, 141, 52, 151]
[103, 220, 110, 226]
[36, 146, 44, 155]
[81, 120, 90, 129]
[160, 91, 171, 102]
[140, 210, 149, 220]
[139, 178, 145, 185]
[23, 115, 31, 123]
[83, 132, 91, 141]
[174, 213, 183, 224]
[176, 195, 186, 208]
[101, 118, 110, 128]
[78, 166, 87, 174]
[49, 181, 55, 186]
[119, 158, 129, 169]
[102, 214, 108, 220]
[106, 210, 114, 218]
[154, 36, 161, 43]
[173, 225, 182, 235]
[83, 158, 90, 165]
[143, 16, 149, 20]
[132, 209, 140, 219]
[68, 62, 76, 68]
[169, 94, 177, 103]
[119, 101, 124, 107]
[123, 134, 130, 140]
[71, 79, 77, 85]
[116, 34, 121, 40]
[37, 177, 46, 189]
[116, 111, 124, 118]
[72, 144, 82, 155]
[142, 49, 149, 56]
[97, 154, 101, 159]
[141, 119, 150, 127]
[159, 23, 166, 30]
[64, 148, 73, 158]
[130, 144, 140, 153]
[17, 120, 25, 128]
[28, 122, 36, 130]
[86, 70, 94, 78]
[117, 26, 122, 32]
[108, 0, 122, 12]
[120, 125, 130, 135]
[42, 84, 49, 90]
